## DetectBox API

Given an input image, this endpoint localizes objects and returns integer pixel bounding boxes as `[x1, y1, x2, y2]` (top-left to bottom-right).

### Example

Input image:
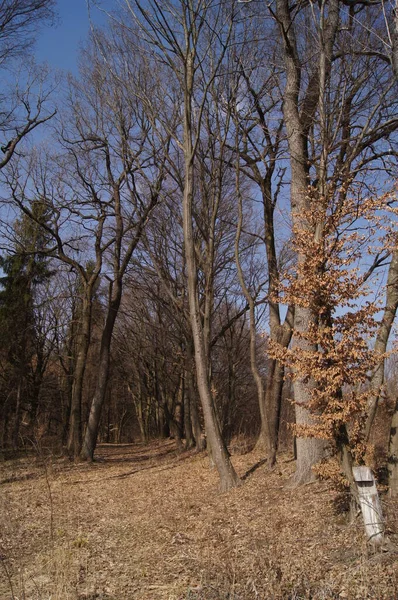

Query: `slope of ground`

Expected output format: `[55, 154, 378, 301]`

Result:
[1, 440, 398, 600]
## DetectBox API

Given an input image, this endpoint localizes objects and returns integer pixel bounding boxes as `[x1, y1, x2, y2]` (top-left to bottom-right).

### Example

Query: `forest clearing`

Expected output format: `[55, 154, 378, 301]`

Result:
[1, 440, 398, 600]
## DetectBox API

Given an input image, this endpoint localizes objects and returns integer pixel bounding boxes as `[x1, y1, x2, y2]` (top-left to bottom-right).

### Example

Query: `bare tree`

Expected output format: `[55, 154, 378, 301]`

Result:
[112, 0, 241, 490]
[0, 0, 56, 169]
[230, 28, 294, 464]
[142, 194, 206, 451]
[0, 0, 55, 64]
[5, 142, 108, 457]
[75, 31, 172, 460]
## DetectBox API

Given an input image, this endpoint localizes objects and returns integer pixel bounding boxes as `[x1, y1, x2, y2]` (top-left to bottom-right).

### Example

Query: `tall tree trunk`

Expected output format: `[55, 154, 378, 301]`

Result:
[81, 280, 122, 460]
[366, 250, 398, 493]
[262, 175, 293, 464]
[235, 136, 294, 465]
[382, 9, 398, 494]
[67, 290, 93, 458]
[365, 250, 398, 442]
[234, 146, 271, 458]
[266, 307, 294, 466]
[185, 220, 238, 491]
[118, 410, 127, 444]
[276, 0, 339, 484]
[236, 70, 293, 464]
[224, 355, 236, 446]
[160, 384, 170, 432]
[183, 54, 239, 491]
[247, 300, 270, 454]
[262, 180, 294, 465]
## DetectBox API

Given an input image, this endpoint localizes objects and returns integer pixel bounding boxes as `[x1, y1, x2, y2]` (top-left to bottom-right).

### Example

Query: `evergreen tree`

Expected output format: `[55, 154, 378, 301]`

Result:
[0, 201, 53, 448]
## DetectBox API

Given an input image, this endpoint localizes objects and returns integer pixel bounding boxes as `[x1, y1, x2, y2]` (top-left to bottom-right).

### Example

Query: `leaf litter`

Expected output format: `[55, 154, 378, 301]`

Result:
[1, 439, 398, 599]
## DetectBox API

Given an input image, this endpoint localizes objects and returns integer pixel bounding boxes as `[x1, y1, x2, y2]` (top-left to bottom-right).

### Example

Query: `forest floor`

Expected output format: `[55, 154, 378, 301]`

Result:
[1, 440, 398, 600]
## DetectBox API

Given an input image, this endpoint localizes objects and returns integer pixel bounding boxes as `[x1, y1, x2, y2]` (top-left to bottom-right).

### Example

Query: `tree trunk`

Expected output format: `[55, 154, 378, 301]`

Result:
[81, 280, 122, 460]
[382, 11, 398, 492]
[236, 76, 294, 465]
[385, 256, 398, 495]
[28, 344, 46, 429]
[29, 380, 41, 429]
[266, 306, 294, 465]
[262, 174, 293, 464]
[248, 303, 271, 456]
[67, 289, 93, 458]
[276, 0, 339, 483]
[186, 340, 205, 451]
[130, 383, 148, 444]
[182, 54, 239, 491]
[0, 393, 9, 449]
[162, 387, 182, 450]
[183, 368, 195, 449]
[61, 373, 72, 447]
[338, 423, 359, 517]
[12, 380, 22, 450]
[365, 250, 398, 442]
[184, 185, 239, 491]
[234, 157, 271, 457]
[392, 0, 398, 79]
[388, 397, 398, 495]
[173, 374, 184, 452]
[118, 410, 128, 444]
[358, 250, 398, 493]
[290, 305, 328, 484]
[265, 359, 284, 464]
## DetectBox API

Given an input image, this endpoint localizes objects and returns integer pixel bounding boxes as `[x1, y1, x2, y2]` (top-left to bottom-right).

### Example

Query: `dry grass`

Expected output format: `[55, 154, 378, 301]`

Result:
[1, 439, 398, 599]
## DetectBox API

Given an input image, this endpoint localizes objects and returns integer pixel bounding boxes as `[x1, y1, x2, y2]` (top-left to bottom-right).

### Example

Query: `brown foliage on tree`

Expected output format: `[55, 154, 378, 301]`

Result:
[269, 187, 394, 487]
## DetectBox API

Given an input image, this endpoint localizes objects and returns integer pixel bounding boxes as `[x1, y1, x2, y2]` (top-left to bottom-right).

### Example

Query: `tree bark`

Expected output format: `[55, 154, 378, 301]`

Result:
[389, 397, 398, 495]
[61, 372, 72, 447]
[129, 379, 148, 443]
[392, 0, 398, 79]
[371, 250, 398, 493]
[183, 368, 195, 449]
[234, 135, 271, 458]
[186, 343, 206, 451]
[0, 403, 9, 449]
[365, 250, 398, 442]
[236, 151, 293, 463]
[276, 0, 339, 484]
[80, 279, 122, 460]
[182, 52, 239, 491]
[262, 176, 294, 464]
[235, 258, 271, 457]
[381, 8, 398, 493]
[173, 374, 184, 452]
[266, 353, 290, 466]
[12, 380, 22, 450]
[67, 288, 93, 458]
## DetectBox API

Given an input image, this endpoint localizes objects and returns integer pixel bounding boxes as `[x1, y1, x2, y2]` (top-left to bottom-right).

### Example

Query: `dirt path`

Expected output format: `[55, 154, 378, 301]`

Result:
[1, 441, 398, 599]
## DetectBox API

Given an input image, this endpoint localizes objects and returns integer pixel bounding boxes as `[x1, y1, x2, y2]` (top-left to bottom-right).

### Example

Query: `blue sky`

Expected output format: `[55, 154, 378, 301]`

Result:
[35, 0, 112, 72]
